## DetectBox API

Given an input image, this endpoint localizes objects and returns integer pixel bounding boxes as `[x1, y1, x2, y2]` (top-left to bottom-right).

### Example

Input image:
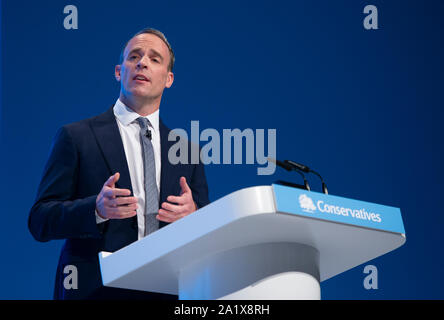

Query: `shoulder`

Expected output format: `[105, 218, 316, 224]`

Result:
[159, 118, 200, 150]
[51, 107, 114, 150]
[60, 107, 114, 136]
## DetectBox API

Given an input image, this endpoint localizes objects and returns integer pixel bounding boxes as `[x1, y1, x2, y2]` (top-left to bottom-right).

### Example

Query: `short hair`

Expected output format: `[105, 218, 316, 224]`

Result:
[119, 28, 175, 72]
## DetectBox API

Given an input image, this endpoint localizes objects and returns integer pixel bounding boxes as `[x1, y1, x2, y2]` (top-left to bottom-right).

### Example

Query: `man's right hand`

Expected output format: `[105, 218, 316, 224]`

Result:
[96, 172, 138, 219]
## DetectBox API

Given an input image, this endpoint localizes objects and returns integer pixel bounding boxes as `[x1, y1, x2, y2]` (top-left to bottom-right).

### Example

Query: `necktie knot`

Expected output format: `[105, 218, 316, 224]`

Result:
[136, 117, 151, 130]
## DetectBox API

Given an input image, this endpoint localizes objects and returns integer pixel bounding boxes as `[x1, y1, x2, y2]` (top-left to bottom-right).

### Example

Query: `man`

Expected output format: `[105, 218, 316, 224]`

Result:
[28, 28, 210, 299]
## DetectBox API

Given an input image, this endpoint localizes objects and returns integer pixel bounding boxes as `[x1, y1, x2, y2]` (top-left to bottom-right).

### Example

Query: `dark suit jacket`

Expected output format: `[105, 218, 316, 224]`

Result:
[28, 106, 210, 299]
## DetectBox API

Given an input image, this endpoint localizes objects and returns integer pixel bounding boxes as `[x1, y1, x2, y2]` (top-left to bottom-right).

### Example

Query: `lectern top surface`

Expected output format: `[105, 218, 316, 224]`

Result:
[99, 185, 405, 294]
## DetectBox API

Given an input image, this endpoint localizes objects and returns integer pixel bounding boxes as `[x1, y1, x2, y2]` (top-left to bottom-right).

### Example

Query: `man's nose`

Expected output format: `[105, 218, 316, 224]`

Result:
[137, 55, 149, 69]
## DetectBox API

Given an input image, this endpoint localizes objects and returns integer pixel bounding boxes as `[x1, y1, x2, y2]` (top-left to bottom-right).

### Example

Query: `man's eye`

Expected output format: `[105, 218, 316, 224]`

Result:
[129, 55, 138, 60]
[152, 58, 159, 63]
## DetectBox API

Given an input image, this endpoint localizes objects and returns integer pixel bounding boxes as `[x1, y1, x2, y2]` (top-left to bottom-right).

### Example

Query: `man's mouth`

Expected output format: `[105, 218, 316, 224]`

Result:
[133, 74, 150, 82]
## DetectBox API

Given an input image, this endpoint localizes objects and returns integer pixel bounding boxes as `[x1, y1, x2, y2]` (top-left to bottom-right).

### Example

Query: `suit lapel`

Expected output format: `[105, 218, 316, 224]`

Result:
[159, 118, 176, 203]
[89, 106, 133, 194]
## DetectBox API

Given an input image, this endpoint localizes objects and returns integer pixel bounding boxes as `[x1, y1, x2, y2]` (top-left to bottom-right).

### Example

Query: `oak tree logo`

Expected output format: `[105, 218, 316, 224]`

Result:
[299, 194, 316, 213]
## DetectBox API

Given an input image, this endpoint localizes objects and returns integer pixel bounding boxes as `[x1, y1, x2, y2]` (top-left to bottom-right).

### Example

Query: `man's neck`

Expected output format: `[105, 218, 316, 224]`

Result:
[119, 93, 161, 116]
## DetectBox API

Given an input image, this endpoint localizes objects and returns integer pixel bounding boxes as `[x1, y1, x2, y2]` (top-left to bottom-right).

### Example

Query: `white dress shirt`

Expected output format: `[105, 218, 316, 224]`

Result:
[96, 99, 162, 240]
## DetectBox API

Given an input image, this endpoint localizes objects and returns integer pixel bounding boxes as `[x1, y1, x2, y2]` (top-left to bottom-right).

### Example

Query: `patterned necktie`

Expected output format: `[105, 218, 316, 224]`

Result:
[136, 117, 159, 236]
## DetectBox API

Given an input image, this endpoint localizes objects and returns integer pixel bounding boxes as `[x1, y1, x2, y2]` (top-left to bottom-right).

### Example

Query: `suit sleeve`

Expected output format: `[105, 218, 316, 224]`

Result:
[190, 161, 210, 209]
[28, 126, 102, 242]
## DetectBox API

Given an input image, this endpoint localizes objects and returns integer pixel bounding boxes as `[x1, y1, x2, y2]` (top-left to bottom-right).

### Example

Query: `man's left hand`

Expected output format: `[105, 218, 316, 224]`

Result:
[157, 177, 197, 223]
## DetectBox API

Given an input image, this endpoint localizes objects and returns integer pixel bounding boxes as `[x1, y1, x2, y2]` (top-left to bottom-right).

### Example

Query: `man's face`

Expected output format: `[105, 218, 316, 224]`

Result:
[115, 33, 174, 103]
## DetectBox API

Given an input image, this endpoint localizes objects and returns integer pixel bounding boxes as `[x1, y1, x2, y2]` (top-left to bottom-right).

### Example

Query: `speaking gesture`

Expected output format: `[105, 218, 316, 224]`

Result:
[157, 177, 197, 223]
[96, 172, 138, 219]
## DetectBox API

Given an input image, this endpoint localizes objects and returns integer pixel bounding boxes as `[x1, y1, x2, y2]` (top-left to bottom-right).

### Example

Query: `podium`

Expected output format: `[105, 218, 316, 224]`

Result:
[98, 184, 406, 300]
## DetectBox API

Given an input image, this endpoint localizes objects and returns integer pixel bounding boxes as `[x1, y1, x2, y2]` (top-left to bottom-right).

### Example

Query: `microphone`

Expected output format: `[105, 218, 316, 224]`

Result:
[284, 160, 309, 173]
[145, 129, 152, 140]
[268, 158, 311, 191]
[268, 158, 292, 171]
[284, 160, 328, 194]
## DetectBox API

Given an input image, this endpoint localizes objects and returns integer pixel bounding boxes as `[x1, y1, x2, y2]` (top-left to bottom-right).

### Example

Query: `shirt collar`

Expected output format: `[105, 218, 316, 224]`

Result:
[113, 98, 159, 133]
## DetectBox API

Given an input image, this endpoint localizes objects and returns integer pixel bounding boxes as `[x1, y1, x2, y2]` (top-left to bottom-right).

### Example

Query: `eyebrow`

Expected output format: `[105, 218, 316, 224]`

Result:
[127, 48, 164, 62]
[148, 49, 164, 61]
[126, 48, 143, 58]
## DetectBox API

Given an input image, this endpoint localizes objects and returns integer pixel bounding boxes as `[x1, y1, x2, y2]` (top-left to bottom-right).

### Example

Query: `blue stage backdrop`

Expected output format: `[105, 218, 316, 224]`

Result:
[1, 0, 443, 299]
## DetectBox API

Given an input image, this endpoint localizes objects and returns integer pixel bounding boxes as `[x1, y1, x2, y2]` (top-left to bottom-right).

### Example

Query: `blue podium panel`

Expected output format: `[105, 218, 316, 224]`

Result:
[272, 184, 405, 235]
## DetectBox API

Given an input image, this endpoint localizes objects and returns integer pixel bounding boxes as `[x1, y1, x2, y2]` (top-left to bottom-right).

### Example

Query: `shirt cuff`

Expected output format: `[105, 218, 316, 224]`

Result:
[95, 209, 108, 224]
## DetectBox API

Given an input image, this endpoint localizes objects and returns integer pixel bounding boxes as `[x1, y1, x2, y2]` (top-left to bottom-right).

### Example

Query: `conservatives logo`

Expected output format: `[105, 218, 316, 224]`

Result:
[297, 193, 382, 223]
[299, 194, 317, 213]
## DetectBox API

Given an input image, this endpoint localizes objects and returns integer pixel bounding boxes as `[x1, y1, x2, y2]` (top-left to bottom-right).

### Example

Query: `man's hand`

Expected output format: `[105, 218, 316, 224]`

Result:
[157, 177, 197, 223]
[96, 172, 138, 219]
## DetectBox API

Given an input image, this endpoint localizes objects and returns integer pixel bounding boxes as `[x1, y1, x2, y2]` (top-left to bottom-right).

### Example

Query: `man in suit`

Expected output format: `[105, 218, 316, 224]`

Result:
[28, 28, 210, 299]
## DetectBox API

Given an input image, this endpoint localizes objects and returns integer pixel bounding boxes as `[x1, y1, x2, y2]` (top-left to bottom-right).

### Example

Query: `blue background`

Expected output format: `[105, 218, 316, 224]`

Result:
[1, 0, 443, 299]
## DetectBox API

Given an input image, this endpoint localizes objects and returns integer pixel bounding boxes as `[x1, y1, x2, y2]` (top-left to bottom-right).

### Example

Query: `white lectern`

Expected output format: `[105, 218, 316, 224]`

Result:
[99, 185, 406, 300]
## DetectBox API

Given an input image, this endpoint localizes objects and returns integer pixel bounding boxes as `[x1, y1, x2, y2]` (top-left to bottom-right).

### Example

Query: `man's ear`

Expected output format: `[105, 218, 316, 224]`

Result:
[165, 71, 174, 88]
[115, 65, 121, 81]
